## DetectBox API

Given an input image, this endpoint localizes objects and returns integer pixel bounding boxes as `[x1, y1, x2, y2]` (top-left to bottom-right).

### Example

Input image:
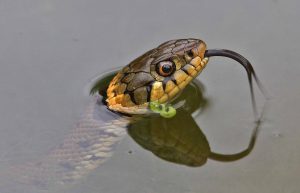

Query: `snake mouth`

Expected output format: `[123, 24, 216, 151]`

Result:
[105, 39, 208, 114]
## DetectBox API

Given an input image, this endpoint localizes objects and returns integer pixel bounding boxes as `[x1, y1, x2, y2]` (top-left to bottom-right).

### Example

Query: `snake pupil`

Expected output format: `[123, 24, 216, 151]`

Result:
[162, 65, 171, 73]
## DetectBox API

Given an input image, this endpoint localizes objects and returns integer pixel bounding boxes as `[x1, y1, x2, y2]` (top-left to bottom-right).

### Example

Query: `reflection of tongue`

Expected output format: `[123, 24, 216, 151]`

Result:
[209, 123, 259, 162]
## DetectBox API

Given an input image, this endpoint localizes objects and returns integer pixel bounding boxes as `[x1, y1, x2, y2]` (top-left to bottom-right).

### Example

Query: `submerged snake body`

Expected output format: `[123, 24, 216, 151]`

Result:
[4, 97, 130, 189]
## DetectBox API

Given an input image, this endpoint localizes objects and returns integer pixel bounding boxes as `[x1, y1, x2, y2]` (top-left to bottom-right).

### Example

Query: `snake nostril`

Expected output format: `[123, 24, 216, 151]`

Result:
[187, 50, 194, 58]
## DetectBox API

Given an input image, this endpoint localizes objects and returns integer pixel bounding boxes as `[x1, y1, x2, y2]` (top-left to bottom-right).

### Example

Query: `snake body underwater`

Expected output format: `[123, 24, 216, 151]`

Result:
[1, 38, 266, 190]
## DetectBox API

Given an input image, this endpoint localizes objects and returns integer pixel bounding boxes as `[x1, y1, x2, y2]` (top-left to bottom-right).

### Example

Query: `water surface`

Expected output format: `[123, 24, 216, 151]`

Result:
[0, 1, 299, 193]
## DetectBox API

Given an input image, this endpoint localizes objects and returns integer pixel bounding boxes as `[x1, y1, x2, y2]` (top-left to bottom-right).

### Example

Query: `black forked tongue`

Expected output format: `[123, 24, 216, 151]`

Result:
[204, 49, 268, 121]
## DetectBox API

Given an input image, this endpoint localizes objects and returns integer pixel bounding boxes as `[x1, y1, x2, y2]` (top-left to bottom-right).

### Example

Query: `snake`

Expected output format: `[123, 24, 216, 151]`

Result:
[1, 38, 266, 191]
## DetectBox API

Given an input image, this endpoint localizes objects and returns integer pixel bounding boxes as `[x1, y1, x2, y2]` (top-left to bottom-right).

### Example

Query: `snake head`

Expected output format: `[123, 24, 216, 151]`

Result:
[106, 39, 208, 114]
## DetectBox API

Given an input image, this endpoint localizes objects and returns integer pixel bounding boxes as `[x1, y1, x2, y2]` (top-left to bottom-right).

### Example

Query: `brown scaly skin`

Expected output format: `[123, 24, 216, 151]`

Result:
[106, 39, 209, 114]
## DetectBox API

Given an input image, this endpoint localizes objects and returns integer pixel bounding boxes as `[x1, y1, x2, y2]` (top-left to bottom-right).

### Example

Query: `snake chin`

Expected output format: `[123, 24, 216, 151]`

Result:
[107, 103, 150, 115]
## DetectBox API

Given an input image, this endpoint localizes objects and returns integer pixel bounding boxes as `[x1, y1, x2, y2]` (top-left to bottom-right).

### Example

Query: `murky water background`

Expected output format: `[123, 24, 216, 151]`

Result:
[1, 0, 300, 192]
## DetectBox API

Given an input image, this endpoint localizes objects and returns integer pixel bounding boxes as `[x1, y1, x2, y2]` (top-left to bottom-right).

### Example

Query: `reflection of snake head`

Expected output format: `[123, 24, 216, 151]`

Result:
[128, 107, 211, 167]
[106, 39, 208, 114]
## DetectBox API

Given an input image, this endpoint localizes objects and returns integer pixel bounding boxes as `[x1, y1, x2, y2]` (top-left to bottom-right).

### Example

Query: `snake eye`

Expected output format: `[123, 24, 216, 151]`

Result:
[156, 61, 176, 77]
